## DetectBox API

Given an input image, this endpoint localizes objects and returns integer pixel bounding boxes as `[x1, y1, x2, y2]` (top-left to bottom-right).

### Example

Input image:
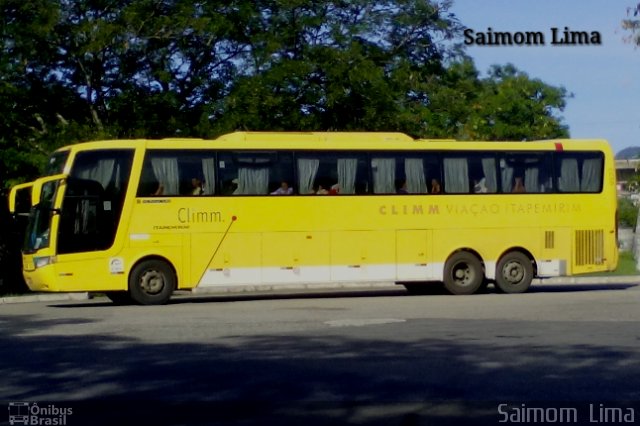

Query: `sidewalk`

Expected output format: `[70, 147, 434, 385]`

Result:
[0, 292, 91, 304]
[1, 275, 638, 304]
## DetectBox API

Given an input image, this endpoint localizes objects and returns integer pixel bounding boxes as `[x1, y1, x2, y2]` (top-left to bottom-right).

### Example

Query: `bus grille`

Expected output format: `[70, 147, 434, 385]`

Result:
[574, 230, 604, 266]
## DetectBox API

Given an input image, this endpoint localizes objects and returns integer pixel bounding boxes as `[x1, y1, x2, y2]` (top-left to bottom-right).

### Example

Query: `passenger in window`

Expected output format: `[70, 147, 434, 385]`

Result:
[191, 177, 204, 196]
[473, 177, 488, 193]
[396, 179, 408, 194]
[271, 180, 293, 195]
[512, 176, 526, 193]
[153, 183, 164, 196]
[315, 184, 329, 195]
[430, 179, 441, 194]
[329, 183, 340, 195]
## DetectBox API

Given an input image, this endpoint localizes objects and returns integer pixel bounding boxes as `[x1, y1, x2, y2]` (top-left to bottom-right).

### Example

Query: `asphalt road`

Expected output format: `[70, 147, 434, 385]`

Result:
[2, 281, 640, 425]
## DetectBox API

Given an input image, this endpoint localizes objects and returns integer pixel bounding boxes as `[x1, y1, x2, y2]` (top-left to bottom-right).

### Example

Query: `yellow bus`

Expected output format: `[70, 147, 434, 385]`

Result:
[18, 132, 618, 304]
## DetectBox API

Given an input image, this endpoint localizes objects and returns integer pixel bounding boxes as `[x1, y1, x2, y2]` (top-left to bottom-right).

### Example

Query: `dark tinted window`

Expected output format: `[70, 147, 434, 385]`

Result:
[296, 152, 369, 195]
[45, 151, 70, 175]
[369, 154, 441, 194]
[218, 151, 294, 196]
[137, 150, 217, 197]
[555, 152, 603, 193]
[59, 149, 135, 254]
[499, 152, 553, 193]
[442, 153, 498, 194]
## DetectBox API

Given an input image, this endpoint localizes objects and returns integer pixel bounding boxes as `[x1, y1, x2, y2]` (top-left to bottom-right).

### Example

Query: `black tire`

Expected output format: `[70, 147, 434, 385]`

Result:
[443, 251, 484, 295]
[128, 259, 176, 305]
[105, 291, 133, 305]
[495, 251, 533, 294]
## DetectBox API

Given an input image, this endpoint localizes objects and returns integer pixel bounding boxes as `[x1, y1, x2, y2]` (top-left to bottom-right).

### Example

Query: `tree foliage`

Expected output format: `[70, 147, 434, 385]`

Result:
[619, 196, 639, 228]
[622, 3, 640, 46]
[0, 0, 571, 189]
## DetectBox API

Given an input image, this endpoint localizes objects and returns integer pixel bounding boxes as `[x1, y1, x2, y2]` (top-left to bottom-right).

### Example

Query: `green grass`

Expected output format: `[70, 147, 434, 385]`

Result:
[585, 250, 639, 276]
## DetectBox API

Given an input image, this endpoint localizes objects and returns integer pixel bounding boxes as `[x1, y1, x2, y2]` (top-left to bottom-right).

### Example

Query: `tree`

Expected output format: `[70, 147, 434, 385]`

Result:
[412, 60, 570, 140]
[0, 0, 572, 190]
[0, 0, 99, 186]
[0, 0, 253, 185]
[619, 196, 639, 228]
[213, 0, 465, 135]
[622, 3, 640, 46]
[460, 64, 570, 140]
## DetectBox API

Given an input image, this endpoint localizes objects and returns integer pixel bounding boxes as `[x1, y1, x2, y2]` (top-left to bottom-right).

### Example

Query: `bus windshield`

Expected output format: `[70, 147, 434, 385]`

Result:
[45, 150, 70, 175]
[23, 179, 60, 253]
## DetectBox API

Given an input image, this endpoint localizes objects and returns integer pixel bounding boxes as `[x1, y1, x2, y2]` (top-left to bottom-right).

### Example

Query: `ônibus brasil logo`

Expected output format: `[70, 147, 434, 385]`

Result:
[8, 402, 73, 425]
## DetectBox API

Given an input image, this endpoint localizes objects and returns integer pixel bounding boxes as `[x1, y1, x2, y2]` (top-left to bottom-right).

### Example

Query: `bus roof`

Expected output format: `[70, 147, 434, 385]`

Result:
[52, 132, 613, 153]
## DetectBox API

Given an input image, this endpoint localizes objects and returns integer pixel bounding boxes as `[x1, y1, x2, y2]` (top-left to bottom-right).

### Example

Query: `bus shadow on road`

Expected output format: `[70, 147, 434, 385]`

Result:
[48, 288, 410, 308]
[48, 282, 639, 308]
[169, 288, 410, 305]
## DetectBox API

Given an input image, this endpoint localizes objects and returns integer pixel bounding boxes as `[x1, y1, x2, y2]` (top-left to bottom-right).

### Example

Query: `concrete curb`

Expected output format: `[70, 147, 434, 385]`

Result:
[533, 275, 640, 285]
[0, 292, 91, 304]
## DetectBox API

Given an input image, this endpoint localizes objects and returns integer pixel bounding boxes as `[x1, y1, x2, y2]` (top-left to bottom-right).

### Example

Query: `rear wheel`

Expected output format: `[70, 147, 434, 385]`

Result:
[495, 251, 533, 294]
[129, 259, 176, 305]
[443, 252, 484, 295]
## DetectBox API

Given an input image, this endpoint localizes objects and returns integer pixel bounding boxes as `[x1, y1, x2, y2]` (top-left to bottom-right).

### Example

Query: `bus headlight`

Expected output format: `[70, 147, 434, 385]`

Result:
[34, 256, 56, 269]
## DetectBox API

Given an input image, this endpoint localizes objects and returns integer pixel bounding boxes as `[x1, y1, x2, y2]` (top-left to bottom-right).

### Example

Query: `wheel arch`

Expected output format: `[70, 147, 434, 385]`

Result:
[128, 254, 179, 289]
[496, 247, 537, 277]
[442, 248, 486, 295]
[446, 248, 486, 271]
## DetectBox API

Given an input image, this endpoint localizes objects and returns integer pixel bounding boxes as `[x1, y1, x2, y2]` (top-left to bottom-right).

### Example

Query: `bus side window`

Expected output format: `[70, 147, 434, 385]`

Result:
[500, 153, 553, 193]
[556, 152, 603, 193]
[178, 154, 215, 196]
[268, 152, 294, 195]
[296, 153, 368, 196]
[138, 151, 218, 197]
[137, 161, 160, 197]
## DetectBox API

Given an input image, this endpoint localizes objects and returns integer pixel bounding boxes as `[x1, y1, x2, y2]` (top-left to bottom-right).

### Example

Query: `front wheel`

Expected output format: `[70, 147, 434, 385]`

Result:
[129, 259, 176, 305]
[495, 251, 533, 294]
[443, 251, 484, 295]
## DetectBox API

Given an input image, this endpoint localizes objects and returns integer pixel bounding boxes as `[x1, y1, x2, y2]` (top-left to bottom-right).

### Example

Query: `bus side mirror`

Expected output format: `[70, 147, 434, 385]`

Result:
[29, 174, 67, 208]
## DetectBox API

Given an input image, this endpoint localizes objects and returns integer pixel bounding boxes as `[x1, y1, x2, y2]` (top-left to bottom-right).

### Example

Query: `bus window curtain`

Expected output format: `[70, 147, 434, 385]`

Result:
[113, 163, 121, 191]
[297, 159, 319, 194]
[558, 158, 580, 192]
[581, 158, 602, 192]
[337, 158, 357, 194]
[524, 167, 540, 193]
[201, 158, 216, 195]
[405, 158, 427, 193]
[481, 158, 497, 193]
[236, 167, 269, 195]
[500, 160, 514, 193]
[151, 157, 180, 195]
[372, 158, 396, 194]
[76, 159, 115, 190]
[444, 158, 469, 193]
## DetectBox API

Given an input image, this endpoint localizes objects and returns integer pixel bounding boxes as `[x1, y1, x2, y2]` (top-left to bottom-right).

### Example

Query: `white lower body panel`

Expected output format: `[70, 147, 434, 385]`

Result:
[196, 258, 565, 288]
[197, 263, 444, 288]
